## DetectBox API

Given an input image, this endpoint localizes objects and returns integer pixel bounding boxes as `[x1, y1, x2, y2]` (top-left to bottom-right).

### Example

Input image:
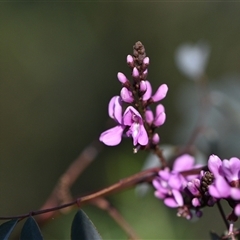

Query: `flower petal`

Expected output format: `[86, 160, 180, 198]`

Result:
[108, 96, 118, 119]
[99, 125, 124, 146]
[145, 108, 154, 124]
[123, 106, 142, 126]
[152, 84, 168, 102]
[230, 188, 240, 200]
[164, 197, 179, 208]
[208, 154, 223, 178]
[172, 189, 184, 206]
[137, 125, 148, 146]
[120, 87, 134, 103]
[117, 72, 128, 84]
[222, 157, 240, 182]
[108, 96, 122, 124]
[153, 112, 166, 127]
[173, 154, 195, 172]
[142, 81, 152, 101]
[235, 204, 240, 216]
[168, 173, 183, 190]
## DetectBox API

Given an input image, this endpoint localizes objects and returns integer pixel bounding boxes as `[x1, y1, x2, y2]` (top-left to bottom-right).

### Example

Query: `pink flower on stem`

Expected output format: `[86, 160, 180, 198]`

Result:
[99, 97, 148, 146]
[123, 106, 148, 146]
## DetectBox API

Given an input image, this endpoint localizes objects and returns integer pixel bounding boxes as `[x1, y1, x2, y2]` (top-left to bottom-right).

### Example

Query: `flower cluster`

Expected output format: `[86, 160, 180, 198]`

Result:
[208, 155, 240, 221]
[153, 154, 204, 219]
[99, 42, 168, 150]
[153, 154, 240, 221]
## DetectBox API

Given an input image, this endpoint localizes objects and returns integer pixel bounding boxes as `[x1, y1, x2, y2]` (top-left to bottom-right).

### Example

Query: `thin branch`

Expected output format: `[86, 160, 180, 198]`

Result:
[0, 167, 159, 221]
[37, 140, 103, 221]
[90, 197, 140, 240]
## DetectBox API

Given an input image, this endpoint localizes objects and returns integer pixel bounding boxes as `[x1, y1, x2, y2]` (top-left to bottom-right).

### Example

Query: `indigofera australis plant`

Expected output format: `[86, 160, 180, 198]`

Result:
[1, 41, 240, 240]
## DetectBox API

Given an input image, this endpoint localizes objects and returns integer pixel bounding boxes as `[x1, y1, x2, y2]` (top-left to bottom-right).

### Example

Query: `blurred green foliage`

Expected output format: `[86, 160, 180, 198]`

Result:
[1, 3, 240, 239]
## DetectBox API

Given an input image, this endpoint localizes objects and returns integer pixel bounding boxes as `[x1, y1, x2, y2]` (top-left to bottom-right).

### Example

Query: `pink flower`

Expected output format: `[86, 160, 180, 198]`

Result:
[99, 97, 148, 146]
[123, 106, 148, 146]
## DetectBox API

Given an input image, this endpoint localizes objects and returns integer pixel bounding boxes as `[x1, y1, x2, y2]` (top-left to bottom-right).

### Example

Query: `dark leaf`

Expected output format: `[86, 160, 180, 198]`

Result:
[20, 216, 43, 240]
[0, 219, 18, 240]
[209, 231, 221, 240]
[71, 210, 102, 240]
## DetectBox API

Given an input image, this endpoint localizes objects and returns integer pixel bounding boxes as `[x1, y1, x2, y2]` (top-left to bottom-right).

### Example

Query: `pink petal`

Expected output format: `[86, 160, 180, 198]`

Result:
[152, 179, 162, 190]
[127, 55, 134, 65]
[108, 96, 122, 124]
[145, 108, 154, 124]
[192, 198, 201, 207]
[113, 97, 123, 124]
[235, 204, 240, 216]
[222, 157, 240, 182]
[230, 188, 240, 200]
[137, 125, 148, 146]
[169, 174, 183, 190]
[153, 112, 166, 127]
[154, 190, 165, 199]
[152, 133, 160, 145]
[132, 67, 139, 78]
[172, 189, 184, 206]
[120, 87, 134, 103]
[208, 154, 223, 177]
[142, 81, 152, 101]
[173, 154, 195, 172]
[152, 84, 168, 102]
[159, 169, 170, 180]
[215, 177, 230, 198]
[164, 198, 179, 208]
[143, 57, 150, 65]
[208, 185, 221, 198]
[140, 81, 147, 92]
[99, 126, 124, 146]
[108, 96, 118, 119]
[117, 72, 128, 84]
[123, 106, 142, 126]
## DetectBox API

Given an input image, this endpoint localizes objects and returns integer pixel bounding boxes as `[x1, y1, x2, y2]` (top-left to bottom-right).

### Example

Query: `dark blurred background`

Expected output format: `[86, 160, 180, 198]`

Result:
[1, 3, 240, 239]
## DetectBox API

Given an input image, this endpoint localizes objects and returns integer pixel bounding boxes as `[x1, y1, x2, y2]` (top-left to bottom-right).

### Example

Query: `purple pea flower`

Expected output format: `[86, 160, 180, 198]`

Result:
[208, 155, 240, 217]
[122, 106, 148, 146]
[99, 96, 148, 146]
[100, 42, 168, 149]
[153, 154, 198, 208]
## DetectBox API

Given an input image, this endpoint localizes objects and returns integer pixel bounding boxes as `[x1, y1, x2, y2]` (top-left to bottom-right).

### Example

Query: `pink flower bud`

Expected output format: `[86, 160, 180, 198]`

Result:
[152, 133, 160, 145]
[132, 67, 139, 78]
[117, 72, 128, 84]
[152, 84, 168, 102]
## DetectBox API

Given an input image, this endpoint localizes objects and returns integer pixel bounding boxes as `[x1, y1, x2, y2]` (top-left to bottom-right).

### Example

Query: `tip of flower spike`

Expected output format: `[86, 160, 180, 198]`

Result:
[117, 72, 128, 84]
[133, 41, 146, 66]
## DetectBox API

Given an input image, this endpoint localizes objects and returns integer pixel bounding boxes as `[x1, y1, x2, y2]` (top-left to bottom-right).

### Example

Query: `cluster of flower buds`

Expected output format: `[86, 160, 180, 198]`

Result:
[153, 154, 240, 221]
[99, 42, 168, 151]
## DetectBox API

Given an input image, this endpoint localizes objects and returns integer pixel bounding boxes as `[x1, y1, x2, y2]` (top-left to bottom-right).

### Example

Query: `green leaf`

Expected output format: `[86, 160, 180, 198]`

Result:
[71, 210, 102, 240]
[0, 219, 18, 240]
[20, 216, 43, 240]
